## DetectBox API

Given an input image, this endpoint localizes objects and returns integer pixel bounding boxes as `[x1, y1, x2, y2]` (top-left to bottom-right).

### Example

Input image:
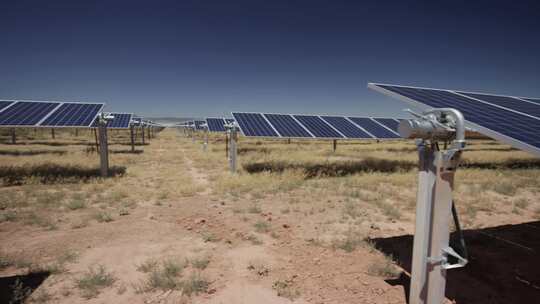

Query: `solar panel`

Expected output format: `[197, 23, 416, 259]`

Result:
[194, 120, 206, 130]
[293, 115, 344, 138]
[232, 113, 279, 137]
[456, 92, 540, 118]
[206, 118, 226, 132]
[521, 98, 540, 105]
[0, 101, 60, 126]
[321, 116, 373, 139]
[225, 118, 235, 124]
[368, 83, 540, 156]
[348, 117, 400, 138]
[0, 101, 14, 112]
[264, 114, 313, 138]
[372, 118, 400, 134]
[41, 103, 104, 127]
[106, 113, 133, 129]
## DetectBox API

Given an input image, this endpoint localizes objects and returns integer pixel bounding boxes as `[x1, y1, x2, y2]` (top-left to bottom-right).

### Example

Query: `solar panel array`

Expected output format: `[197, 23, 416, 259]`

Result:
[368, 83, 540, 157]
[231, 112, 401, 139]
[0, 100, 104, 127]
[194, 120, 206, 130]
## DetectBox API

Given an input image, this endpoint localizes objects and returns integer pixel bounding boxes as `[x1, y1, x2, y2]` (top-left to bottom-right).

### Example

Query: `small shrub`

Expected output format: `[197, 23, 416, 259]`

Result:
[67, 199, 86, 210]
[76, 265, 116, 299]
[190, 256, 210, 270]
[94, 211, 113, 223]
[247, 205, 262, 214]
[182, 273, 209, 296]
[254, 220, 271, 233]
[367, 255, 401, 278]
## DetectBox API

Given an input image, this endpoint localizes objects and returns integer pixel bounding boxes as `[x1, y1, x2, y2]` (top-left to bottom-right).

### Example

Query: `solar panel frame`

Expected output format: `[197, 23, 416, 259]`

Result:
[371, 117, 401, 135]
[348, 117, 401, 139]
[0, 100, 16, 113]
[455, 91, 540, 119]
[368, 83, 540, 157]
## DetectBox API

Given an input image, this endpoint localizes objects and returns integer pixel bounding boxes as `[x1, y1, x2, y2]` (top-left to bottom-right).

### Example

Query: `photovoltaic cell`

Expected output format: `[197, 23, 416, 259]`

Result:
[520, 98, 540, 106]
[41, 103, 103, 127]
[457, 92, 540, 118]
[264, 114, 312, 138]
[320, 116, 373, 138]
[348, 117, 400, 138]
[0, 101, 60, 126]
[293, 115, 343, 138]
[106, 113, 133, 129]
[194, 120, 206, 130]
[370, 84, 540, 156]
[206, 118, 226, 132]
[0, 101, 14, 112]
[232, 113, 279, 137]
[372, 118, 400, 134]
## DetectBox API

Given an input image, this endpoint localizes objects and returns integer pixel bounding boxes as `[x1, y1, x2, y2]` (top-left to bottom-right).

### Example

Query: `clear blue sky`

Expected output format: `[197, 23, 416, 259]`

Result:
[1, 0, 539, 118]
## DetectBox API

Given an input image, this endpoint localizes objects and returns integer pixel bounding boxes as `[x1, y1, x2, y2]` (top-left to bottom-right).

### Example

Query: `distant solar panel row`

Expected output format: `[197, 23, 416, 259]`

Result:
[105, 113, 133, 129]
[206, 118, 226, 132]
[0, 100, 104, 127]
[194, 120, 206, 130]
[231, 112, 401, 139]
[368, 83, 540, 157]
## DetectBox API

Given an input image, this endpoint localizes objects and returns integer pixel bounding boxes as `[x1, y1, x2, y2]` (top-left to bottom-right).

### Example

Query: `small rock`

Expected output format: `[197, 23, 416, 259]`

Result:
[282, 224, 290, 229]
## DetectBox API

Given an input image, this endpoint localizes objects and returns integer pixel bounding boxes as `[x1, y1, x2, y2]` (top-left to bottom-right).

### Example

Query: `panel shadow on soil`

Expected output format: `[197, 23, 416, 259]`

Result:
[370, 221, 540, 304]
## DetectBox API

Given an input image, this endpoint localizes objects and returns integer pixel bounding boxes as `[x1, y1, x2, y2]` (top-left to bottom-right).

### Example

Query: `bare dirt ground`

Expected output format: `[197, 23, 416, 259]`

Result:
[1, 128, 539, 303]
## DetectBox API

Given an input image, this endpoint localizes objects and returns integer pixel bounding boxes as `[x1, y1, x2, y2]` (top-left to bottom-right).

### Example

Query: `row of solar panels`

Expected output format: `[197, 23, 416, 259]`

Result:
[230, 113, 401, 139]
[0, 100, 157, 129]
[368, 84, 540, 156]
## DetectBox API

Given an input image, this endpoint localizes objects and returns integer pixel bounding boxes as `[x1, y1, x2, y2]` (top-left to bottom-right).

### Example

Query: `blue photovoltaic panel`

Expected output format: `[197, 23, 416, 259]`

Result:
[0, 101, 60, 126]
[0, 101, 14, 112]
[293, 115, 343, 138]
[457, 92, 540, 118]
[264, 114, 312, 138]
[348, 117, 400, 138]
[42, 103, 104, 127]
[206, 118, 226, 132]
[320, 116, 373, 139]
[372, 118, 400, 133]
[225, 118, 235, 124]
[370, 84, 540, 156]
[232, 113, 279, 137]
[106, 113, 132, 129]
[521, 98, 540, 105]
[194, 120, 206, 130]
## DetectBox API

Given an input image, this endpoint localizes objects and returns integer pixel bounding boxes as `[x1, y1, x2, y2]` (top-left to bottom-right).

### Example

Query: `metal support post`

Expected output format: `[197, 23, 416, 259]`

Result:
[130, 124, 135, 152]
[229, 128, 237, 173]
[225, 132, 229, 159]
[401, 108, 467, 304]
[333, 139, 337, 152]
[93, 128, 99, 153]
[142, 125, 146, 145]
[98, 116, 110, 177]
[51, 128, 55, 139]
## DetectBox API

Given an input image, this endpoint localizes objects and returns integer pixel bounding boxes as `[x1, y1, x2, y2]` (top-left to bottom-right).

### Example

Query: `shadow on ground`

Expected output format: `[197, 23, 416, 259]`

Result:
[110, 149, 144, 154]
[370, 221, 540, 304]
[0, 271, 50, 304]
[243, 157, 416, 177]
[0, 150, 67, 156]
[0, 163, 126, 186]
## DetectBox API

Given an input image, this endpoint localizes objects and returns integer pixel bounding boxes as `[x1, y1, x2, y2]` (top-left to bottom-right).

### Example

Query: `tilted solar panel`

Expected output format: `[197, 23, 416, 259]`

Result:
[41, 103, 104, 127]
[321, 116, 373, 139]
[519, 98, 540, 106]
[106, 113, 133, 129]
[0, 101, 60, 126]
[225, 118, 235, 124]
[194, 120, 206, 130]
[206, 118, 226, 132]
[457, 92, 540, 118]
[372, 118, 400, 133]
[348, 117, 400, 138]
[368, 83, 540, 156]
[232, 113, 279, 137]
[293, 115, 343, 138]
[264, 114, 313, 138]
[0, 101, 14, 112]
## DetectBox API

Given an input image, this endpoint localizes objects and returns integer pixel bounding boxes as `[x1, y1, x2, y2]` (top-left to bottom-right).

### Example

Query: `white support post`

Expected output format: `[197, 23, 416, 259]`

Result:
[203, 129, 208, 152]
[229, 128, 237, 173]
[98, 116, 109, 177]
[402, 108, 467, 304]
[142, 125, 146, 145]
[11, 128, 16, 144]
